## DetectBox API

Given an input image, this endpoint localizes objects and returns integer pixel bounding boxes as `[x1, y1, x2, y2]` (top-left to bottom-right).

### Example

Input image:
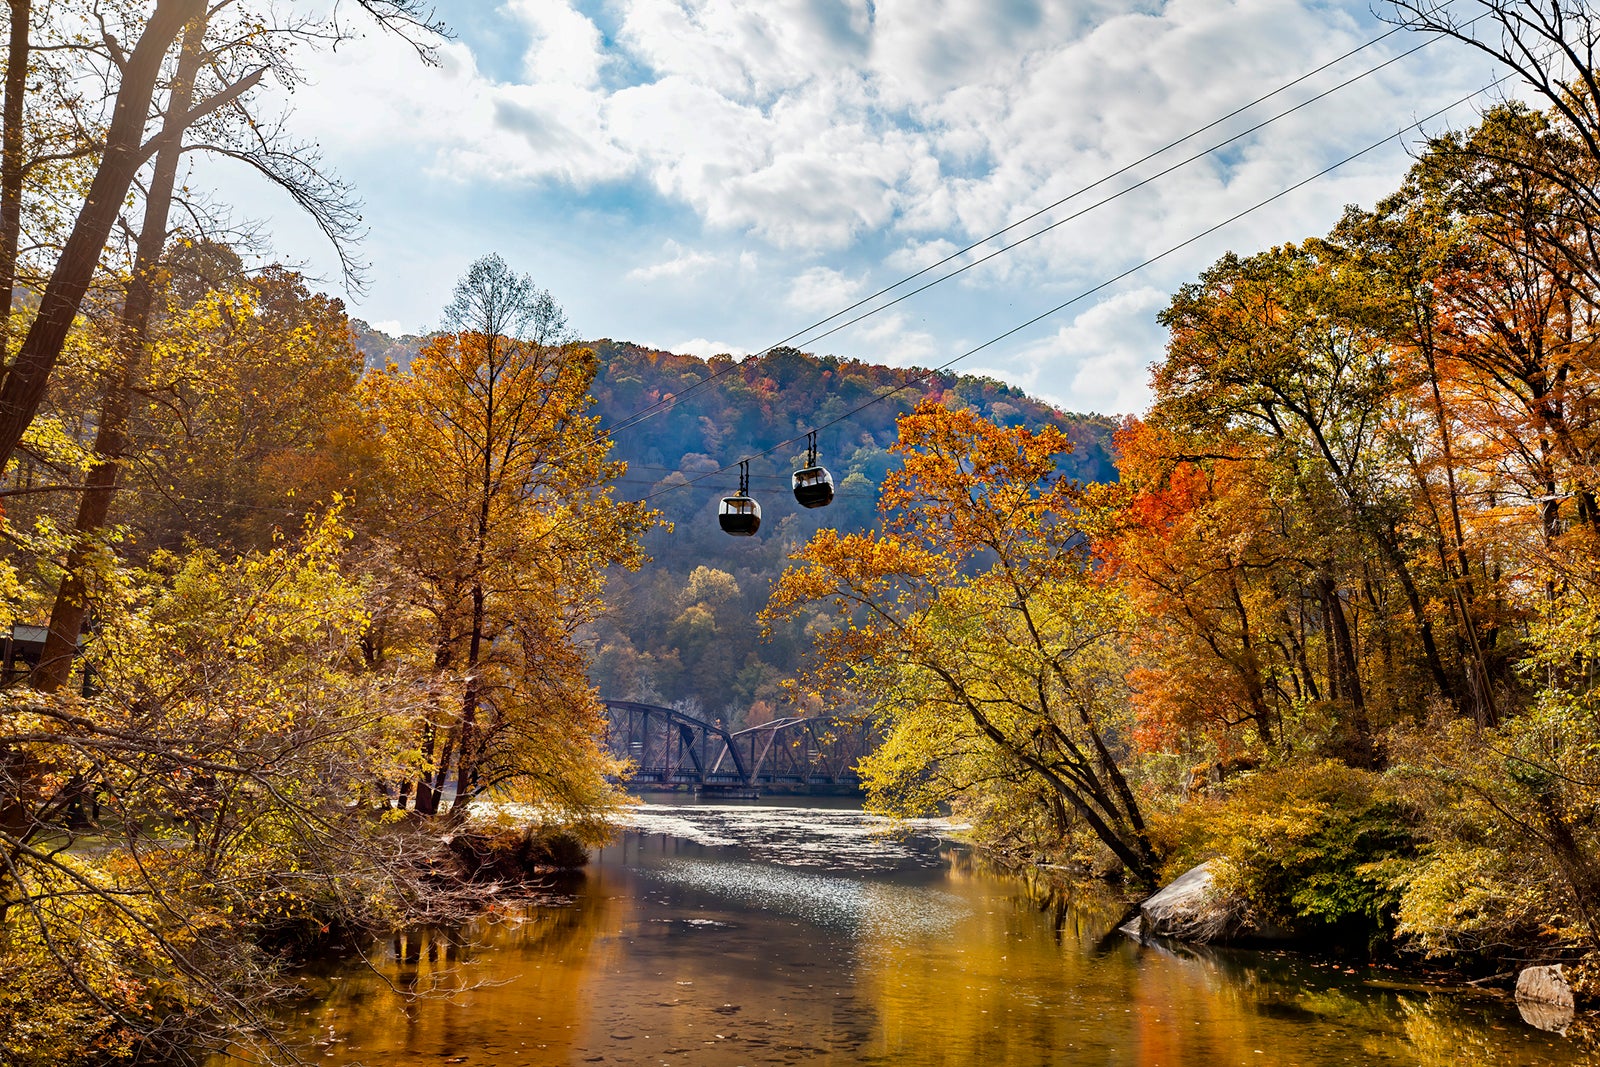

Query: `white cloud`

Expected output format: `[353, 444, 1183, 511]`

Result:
[671, 337, 752, 359]
[238, 0, 1503, 417]
[785, 266, 865, 313]
[854, 309, 938, 367]
[288, 0, 1475, 263]
[627, 240, 720, 283]
[508, 0, 608, 88]
[883, 237, 962, 275]
[616, 0, 871, 97]
[1011, 286, 1169, 415]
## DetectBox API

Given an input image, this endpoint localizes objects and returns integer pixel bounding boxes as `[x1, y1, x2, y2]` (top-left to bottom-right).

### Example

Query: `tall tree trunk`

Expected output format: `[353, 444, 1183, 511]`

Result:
[33, 15, 205, 692]
[1419, 333, 1495, 722]
[449, 333, 498, 816]
[0, 0, 30, 367]
[449, 581, 486, 815]
[0, 0, 204, 472]
[1227, 574, 1274, 748]
[1319, 574, 1373, 766]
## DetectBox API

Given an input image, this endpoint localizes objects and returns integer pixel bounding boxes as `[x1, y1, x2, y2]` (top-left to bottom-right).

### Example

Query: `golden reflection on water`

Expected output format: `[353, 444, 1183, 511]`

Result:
[221, 805, 1588, 1067]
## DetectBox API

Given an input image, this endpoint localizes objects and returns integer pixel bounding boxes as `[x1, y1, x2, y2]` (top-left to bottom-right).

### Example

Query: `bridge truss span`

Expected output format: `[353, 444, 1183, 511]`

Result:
[602, 700, 876, 792]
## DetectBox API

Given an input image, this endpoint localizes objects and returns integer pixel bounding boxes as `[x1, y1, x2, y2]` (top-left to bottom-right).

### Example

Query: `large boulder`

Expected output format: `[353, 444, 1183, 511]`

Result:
[1121, 860, 1292, 945]
[1516, 964, 1576, 1033]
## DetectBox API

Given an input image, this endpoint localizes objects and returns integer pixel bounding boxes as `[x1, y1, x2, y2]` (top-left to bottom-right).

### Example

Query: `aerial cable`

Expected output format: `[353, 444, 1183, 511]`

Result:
[779, 26, 1473, 358]
[636, 67, 1518, 508]
[594, 10, 1461, 444]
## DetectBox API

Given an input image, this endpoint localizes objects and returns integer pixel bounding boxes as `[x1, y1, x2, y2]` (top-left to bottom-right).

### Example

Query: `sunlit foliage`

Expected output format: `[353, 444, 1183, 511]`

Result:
[768, 400, 1160, 884]
[363, 257, 654, 821]
[0, 510, 436, 1063]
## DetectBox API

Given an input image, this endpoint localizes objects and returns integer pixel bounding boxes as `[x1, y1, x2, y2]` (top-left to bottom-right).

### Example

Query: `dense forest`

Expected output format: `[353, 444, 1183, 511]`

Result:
[2, 0, 1600, 1064]
[347, 329, 1117, 721]
[580, 344, 1114, 721]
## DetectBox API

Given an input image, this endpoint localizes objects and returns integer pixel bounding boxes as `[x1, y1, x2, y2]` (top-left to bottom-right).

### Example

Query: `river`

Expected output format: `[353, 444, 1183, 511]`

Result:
[230, 798, 1589, 1066]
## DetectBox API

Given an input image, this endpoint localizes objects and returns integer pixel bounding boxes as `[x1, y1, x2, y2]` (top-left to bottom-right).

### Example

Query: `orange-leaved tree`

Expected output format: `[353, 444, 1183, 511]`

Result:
[1095, 418, 1307, 758]
[764, 400, 1160, 884]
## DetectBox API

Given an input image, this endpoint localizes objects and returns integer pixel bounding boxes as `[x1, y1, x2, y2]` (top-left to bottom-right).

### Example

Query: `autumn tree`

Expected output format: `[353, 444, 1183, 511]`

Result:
[123, 266, 373, 552]
[1406, 107, 1600, 539]
[22, 0, 445, 689]
[29, 9, 210, 690]
[0, 510, 451, 1063]
[0, 0, 446, 476]
[1153, 242, 1474, 755]
[367, 255, 653, 819]
[1124, 96, 1600, 956]
[1390, 1, 1600, 301]
[766, 400, 1160, 885]
[1095, 420, 1307, 757]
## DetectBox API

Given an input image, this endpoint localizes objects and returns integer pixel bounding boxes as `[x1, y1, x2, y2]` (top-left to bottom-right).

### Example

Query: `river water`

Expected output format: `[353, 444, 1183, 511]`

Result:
[240, 798, 1589, 1066]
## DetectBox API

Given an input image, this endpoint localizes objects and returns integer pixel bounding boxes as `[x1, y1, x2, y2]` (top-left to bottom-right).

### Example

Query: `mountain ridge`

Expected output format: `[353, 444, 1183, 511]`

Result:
[350, 328, 1121, 720]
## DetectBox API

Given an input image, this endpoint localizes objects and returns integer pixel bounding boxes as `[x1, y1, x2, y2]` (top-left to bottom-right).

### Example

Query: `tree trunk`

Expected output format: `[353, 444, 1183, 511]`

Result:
[0, 0, 30, 366]
[1228, 574, 1274, 748]
[0, 0, 203, 472]
[449, 334, 498, 816]
[1319, 574, 1374, 766]
[33, 15, 204, 692]
[449, 582, 487, 815]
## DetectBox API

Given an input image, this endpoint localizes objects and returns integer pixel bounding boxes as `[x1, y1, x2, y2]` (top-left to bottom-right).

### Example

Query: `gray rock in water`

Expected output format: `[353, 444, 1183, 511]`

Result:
[1517, 963, 1576, 1007]
[1516, 964, 1575, 1033]
[1121, 860, 1247, 944]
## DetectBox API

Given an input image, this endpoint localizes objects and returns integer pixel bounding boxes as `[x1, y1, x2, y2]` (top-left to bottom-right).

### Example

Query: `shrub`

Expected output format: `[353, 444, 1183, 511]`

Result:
[1388, 700, 1600, 962]
[1203, 760, 1420, 953]
[448, 825, 589, 883]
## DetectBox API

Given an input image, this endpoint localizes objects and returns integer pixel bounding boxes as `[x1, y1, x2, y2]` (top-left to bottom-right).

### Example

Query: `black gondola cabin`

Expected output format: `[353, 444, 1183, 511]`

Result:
[792, 466, 834, 508]
[720, 460, 761, 535]
[719, 494, 761, 536]
[792, 431, 835, 509]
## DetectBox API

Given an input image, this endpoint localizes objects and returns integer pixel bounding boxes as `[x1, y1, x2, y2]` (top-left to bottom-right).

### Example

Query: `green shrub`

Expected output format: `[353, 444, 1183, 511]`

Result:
[1387, 701, 1600, 962]
[1204, 760, 1419, 951]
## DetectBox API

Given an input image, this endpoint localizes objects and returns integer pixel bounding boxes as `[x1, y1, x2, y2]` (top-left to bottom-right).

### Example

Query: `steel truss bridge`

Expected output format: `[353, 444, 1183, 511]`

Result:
[602, 700, 876, 792]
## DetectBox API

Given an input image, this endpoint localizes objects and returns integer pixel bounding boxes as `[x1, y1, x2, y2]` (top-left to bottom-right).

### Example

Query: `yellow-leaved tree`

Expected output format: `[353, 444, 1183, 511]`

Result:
[763, 400, 1159, 885]
[365, 255, 654, 823]
[0, 507, 432, 1063]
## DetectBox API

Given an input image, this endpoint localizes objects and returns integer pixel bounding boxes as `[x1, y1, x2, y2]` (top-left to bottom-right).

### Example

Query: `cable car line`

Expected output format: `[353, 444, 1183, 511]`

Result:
[613, 471, 876, 497]
[644, 68, 1516, 516]
[592, 10, 1463, 447]
[775, 26, 1470, 359]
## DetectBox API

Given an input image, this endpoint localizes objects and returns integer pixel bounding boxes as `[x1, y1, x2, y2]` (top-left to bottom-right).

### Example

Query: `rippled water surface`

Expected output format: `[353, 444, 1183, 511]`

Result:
[229, 798, 1591, 1066]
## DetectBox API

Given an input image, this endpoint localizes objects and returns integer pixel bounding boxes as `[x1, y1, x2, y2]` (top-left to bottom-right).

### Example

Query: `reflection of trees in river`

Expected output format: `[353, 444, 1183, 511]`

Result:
[1123, 932, 1569, 1065]
[221, 833, 1589, 1067]
[861, 852, 1570, 1065]
[276, 885, 621, 1065]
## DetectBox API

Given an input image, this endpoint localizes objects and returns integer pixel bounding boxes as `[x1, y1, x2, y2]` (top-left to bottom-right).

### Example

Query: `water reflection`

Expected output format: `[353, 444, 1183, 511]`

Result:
[220, 800, 1590, 1066]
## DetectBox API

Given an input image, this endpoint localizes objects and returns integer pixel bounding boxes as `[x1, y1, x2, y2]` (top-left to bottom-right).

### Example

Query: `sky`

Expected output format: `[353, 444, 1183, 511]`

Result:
[195, 0, 1517, 417]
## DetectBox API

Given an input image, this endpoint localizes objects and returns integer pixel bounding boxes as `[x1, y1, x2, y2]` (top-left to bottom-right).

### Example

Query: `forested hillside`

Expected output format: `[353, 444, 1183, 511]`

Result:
[349, 331, 1119, 721]
[590, 342, 1117, 721]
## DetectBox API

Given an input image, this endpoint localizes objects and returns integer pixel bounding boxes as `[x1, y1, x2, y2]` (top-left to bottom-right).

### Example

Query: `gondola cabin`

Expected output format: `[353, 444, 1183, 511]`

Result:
[720, 461, 761, 535]
[792, 466, 834, 509]
[791, 431, 835, 510]
[718, 494, 761, 536]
